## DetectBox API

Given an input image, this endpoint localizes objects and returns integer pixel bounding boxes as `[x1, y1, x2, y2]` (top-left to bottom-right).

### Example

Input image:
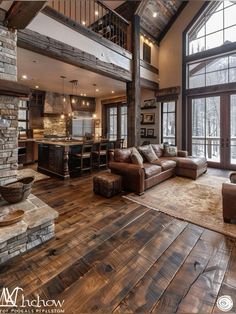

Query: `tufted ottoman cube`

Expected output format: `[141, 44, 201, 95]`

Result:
[93, 172, 122, 198]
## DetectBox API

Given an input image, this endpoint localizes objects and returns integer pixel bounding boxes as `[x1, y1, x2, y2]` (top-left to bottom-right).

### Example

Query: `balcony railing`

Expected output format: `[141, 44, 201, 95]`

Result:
[48, 0, 129, 49]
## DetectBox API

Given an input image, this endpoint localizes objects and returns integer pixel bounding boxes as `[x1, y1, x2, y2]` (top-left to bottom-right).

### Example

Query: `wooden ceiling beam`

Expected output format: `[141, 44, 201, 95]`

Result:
[4, 1, 46, 30]
[0, 79, 30, 97]
[17, 29, 132, 83]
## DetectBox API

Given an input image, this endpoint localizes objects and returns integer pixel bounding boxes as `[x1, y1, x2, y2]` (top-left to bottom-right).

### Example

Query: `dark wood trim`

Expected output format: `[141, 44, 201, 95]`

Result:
[185, 42, 236, 64]
[140, 78, 159, 91]
[140, 60, 159, 75]
[182, 1, 208, 150]
[186, 82, 236, 97]
[42, 6, 132, 60]
[4, 1, 46, 30]
[158, 1, 188, 43]
[127, 15, 141, 147]
[101, 96, 126, 105]
[0, 79, 30, 97]
[17, 29, 132, 83]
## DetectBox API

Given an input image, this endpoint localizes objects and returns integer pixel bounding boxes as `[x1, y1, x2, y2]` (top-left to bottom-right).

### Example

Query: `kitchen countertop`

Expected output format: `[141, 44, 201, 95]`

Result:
[36, 139, 84, 146]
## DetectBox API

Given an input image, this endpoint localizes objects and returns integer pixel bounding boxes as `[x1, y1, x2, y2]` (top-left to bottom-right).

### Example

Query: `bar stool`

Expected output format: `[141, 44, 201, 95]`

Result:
[92, 140, 108, 169]
[70, 141, 94, 175]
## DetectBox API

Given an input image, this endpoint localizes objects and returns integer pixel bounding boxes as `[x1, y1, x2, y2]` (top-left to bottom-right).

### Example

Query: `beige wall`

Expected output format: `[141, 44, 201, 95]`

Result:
[158, 1, 204, 148]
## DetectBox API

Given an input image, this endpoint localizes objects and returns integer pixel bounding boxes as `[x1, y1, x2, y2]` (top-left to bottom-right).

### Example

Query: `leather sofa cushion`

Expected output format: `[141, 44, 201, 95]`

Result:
[143, 163, 161, 179]
[159, 157, 207, 170]
[114, 148, 132, 163]
[151, 144, 163, 158]
[138, 145, 158, 162]
[151, 159, 176, 171]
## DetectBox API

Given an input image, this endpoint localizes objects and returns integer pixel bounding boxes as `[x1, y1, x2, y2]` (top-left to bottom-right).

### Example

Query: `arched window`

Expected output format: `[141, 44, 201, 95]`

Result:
[183, 1, 236, 170]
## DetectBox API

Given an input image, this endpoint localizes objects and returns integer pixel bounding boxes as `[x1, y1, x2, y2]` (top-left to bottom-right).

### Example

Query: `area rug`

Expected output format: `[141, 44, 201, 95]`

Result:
[17, 169, 50, 182]
[124, 175, 236, 238]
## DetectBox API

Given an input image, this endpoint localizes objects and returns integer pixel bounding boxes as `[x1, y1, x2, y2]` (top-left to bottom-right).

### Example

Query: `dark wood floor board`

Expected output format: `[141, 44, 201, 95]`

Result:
[152, 229, 234, 313]
[28, 211, 157, 301]
[139, 219, 188, 263]
[0, 168, 234, 314]
[113, 225, 204, 313]
[212, 244, 236, 313]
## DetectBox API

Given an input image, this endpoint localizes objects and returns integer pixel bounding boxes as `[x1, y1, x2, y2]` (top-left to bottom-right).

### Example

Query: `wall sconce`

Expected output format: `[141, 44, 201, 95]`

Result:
[93, 114, 97, 119]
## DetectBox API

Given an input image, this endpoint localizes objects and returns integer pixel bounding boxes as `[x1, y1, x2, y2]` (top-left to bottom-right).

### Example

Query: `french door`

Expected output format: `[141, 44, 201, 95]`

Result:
[189, 93, 236, 170]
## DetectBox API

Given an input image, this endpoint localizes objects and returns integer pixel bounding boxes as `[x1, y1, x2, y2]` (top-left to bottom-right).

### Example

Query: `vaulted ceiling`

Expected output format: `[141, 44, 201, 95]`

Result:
[134, 0, 187, 42]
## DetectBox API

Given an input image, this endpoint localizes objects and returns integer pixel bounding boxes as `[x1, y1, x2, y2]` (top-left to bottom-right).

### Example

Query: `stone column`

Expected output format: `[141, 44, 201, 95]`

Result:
[0, 24, 18, 185]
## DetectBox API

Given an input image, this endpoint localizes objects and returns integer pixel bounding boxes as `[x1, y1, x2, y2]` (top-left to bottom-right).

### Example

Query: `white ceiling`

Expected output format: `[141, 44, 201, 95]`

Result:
[17, 48, 126, 98]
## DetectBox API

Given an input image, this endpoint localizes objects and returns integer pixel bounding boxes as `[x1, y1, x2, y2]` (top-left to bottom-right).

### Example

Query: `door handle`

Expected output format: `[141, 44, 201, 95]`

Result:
[226, 138, 229, 148]
[221, 138, 224, 148]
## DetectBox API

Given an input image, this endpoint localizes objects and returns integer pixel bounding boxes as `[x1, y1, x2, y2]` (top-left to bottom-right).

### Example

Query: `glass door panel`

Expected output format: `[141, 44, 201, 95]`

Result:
[230, 95, 236, 165]
[192, 96, 221, 164]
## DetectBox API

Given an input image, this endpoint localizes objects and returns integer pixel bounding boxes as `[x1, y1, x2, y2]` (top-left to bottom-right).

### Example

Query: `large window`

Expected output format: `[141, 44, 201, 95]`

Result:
[192, 96, 221, 162]
[188, 53, 236, 89]
[187, 1, 236, 55]
[161, 101, 176, 145]
[104, 103, 127, 146]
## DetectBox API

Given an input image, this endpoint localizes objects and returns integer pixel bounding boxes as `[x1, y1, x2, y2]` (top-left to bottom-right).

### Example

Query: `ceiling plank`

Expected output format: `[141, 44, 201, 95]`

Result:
[4, 1, 46, 30]
[158, 1, 189, 42]
[17, 29, 132, 83]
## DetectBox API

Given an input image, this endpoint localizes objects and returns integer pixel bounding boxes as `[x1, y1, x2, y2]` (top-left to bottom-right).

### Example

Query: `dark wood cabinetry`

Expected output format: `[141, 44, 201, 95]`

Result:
[18, 140, 38, 164]
[29, 90, 45, 129]
[38, 143, 68, 178]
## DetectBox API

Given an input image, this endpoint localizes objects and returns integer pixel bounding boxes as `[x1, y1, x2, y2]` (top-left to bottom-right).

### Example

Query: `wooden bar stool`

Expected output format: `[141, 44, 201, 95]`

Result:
[70, 141, 94, 175]
[92, 140, 108, 169]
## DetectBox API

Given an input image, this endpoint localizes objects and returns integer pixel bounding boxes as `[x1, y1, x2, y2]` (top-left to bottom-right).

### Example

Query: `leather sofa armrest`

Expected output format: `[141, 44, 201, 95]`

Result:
[109, 150, 114, 161]
[177, 150, 188, 157]
[222, 182, 236, 198]
[109, 161, 145, 194]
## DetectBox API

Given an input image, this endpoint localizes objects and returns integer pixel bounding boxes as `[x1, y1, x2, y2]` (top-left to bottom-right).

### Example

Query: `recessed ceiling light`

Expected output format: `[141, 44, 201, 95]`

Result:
[95, 11, 99, 16]
[95, 88, 99, 92]
[22, 74, 27, 80]
[80, 93, 83, 96]
[153, 12, 158, 18]
[82, 21, 86, 26]
[84, 94, 87, 96]
[35, 85, 39, 89]
[111, 91, 115, 94]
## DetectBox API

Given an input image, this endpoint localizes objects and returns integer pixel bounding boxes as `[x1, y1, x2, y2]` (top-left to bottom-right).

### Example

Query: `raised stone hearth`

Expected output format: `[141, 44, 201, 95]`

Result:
[0, 194, 58, 264]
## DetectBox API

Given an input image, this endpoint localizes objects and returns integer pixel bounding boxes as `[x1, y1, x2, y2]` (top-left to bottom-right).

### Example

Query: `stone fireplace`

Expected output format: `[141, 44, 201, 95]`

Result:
[0, 24, 18, 186]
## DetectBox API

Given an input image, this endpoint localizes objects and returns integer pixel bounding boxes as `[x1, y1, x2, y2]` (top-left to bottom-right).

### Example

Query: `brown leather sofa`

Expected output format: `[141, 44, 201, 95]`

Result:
[109, 144, 207, 195]
[222, 172, 236, 223]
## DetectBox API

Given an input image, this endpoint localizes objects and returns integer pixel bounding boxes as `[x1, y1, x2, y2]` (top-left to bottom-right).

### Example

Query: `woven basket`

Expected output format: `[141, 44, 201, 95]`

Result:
[0, 176, 35, 204]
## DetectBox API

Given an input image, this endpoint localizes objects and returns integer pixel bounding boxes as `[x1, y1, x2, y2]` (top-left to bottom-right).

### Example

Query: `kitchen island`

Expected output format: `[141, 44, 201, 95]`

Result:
[37, 140, 115, 179]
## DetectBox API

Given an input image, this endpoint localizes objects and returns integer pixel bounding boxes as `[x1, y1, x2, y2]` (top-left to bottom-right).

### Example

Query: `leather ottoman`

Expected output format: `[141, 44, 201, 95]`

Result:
[174, 156, 207, 180]
[93, 172, 122, 198]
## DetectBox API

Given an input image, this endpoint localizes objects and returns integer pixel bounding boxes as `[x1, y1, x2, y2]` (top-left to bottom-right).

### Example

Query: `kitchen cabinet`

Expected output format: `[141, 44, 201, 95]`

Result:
[29, 90, 45, 129]
[18, 140, 38, 164]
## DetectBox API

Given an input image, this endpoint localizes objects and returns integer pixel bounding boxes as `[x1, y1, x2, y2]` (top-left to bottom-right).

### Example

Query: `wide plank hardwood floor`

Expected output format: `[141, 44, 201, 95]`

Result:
[1, 172, 236, 313]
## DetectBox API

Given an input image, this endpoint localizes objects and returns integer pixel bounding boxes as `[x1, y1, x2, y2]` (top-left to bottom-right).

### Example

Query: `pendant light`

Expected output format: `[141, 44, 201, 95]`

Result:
[60, 75, 66, 119]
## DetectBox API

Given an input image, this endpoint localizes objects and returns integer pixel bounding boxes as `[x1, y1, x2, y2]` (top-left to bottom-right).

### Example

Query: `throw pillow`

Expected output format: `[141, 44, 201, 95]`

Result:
[164, 145, 178, 157]
[152, 144, 163, 158]
[131, 148, 143, 167]
[138, 145, 158, 162]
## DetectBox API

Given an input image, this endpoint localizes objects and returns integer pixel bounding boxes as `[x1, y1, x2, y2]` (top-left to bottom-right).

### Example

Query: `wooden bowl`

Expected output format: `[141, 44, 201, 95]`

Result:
[0, 210, 25, 227]
[0, 176, 35, 204]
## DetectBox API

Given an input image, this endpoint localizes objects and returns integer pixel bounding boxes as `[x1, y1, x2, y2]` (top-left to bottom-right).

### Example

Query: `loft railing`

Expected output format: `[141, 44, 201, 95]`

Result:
[48, 0, 129, 49]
